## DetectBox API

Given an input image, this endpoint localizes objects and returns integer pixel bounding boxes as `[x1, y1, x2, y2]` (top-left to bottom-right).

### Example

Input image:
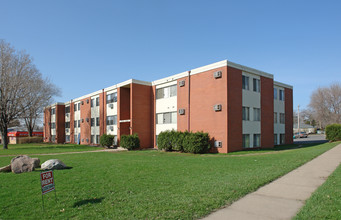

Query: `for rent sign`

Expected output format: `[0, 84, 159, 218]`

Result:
[40, 170, 55, 195]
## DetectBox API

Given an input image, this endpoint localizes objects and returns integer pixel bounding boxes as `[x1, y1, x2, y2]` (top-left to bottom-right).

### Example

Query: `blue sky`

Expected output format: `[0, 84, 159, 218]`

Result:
[1, 0, 340, 109]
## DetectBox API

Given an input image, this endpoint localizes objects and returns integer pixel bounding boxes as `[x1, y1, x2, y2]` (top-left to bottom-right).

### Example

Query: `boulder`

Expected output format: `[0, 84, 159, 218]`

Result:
[11, 155, 35, 174]
[41, 159, 67, 170]
[31, 158, 40, 168]
[0, 164, 11, 172]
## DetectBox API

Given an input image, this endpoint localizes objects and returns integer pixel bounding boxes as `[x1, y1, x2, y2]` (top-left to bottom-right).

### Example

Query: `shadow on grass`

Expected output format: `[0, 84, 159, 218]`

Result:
[73, 197, 104, 207]
[223, 141, 332, 156]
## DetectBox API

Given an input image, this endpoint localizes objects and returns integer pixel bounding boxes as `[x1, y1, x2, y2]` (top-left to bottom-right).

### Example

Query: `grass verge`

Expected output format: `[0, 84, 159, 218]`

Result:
[294, 163, 341, 219]
[0, 143, 102, 156]
[0, 142, 339, 219]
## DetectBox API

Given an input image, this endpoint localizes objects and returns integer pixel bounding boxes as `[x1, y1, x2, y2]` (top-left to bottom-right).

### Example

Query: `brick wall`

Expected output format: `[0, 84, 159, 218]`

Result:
[189, 67, 228, 153]
[261, 76, 274, 148]
[226, 66, 243, 152]
[80, 97, 91, 145]
[131, 83, 153, 148]
[285, 88, 293, 144]
[55, 105, 65, 143]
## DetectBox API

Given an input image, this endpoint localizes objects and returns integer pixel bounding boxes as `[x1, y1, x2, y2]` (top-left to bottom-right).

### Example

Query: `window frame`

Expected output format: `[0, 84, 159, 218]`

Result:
[242, 107, 250, 121]
[242, 75, 249, 90]
[253, 78, 260, 93]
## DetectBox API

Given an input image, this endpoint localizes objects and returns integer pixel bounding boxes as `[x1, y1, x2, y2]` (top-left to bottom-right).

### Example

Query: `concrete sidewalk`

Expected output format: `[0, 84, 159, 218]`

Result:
[204, 144, 341, 220]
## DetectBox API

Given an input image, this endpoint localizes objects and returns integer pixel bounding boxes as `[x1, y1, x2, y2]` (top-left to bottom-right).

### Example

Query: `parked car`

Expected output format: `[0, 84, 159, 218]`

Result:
[294, 132, 308, 138]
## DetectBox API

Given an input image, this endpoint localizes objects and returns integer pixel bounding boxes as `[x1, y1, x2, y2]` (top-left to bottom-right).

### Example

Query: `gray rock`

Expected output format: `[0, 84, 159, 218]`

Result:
[41, 159, 67, 170]
[0, 164, 11, 172]
[11, 155, 35, 174]
[31, 158, 40, 168]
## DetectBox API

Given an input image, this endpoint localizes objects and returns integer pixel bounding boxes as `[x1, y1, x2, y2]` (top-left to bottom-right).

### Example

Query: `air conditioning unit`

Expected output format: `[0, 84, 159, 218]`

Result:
[86, 118, 89, 122]
[109, 126, 114, 131]
[179, 80, 185, 87]
[215, 141, 223, 148]
[81, 118, 84, 123]
[81, 101, 84, 105]
[109, 103, 114, 109]
[86, 99, 89, 104]
[214, 104, 222, 111]
[178, 109, 185, 115]
[214, 71, 222, 79]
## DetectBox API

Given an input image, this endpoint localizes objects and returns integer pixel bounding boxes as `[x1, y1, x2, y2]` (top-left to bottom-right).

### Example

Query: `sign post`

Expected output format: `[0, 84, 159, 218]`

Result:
[40, 170, 57, 210]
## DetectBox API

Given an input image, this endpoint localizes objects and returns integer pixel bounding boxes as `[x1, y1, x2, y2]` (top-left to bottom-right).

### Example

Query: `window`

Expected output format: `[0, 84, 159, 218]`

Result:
[51, 108, 55, 115]
[65, 122, 70, 128]
[91, 99, 94, 107]
[96, 97, 99, 106]
[156, 112, 177, 124]
[106, 115, 117, 125]
[74, 120, 77, 128]
[65, 106, 70, 113]
[107, 92, 117, 104]
[274, 88, 278, 100]
[280, 134, 285, 144]
[51, 122, 56, 129]
[91, 118, 95, 126]
[242, 75, 249, 90]
[156, 85, 177, 99]
[242, 107, 250, 121]
[78, 120, 80, 127]
[78, 103, 81, 111]
[280, 113, 285, 124]
[253, 78, 260, 92]
[74, 103, 77, 111]
[274, 113, 278, 124]
[253, 134, 261, 147]
[65, 135, 70, 142]
[96, 117, 100, 126]
[91, 135, 94, 144]
[274, 134, 278, 145]
[74, 134, 77, 143]
[242, 134, 250, 148]
[253, 108, 261, 121]
[279, 89, 284, 101]
[96, 135, 100, 144]
[51, 135, 56, 142]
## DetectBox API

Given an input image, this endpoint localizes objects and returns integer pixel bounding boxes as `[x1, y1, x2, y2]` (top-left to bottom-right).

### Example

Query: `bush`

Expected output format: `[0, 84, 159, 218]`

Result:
[326, 124, 341, 141]
[100, 134, 115, 148]
[157, 130, 172, 151]
[172, 130, 188, 152]
[183, 131, 210, 154]
[120, 133, 140, 150]
[157, 130, 210, 154]
[17, 136, 43, 144]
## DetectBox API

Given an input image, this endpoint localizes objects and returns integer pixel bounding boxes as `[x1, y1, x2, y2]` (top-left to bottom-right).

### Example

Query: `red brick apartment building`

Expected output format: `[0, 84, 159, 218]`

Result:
[44, 60, 293, 153]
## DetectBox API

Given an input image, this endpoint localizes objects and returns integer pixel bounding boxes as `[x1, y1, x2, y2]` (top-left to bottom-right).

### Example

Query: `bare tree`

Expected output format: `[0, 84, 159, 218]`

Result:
[22, 77, 60, 136]
[0, 39, 58, 149]
[309, 83, 341, 128]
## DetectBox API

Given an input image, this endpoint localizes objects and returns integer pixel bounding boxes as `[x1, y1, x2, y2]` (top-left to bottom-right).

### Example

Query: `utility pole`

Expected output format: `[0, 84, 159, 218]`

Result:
[297, 105, 300, 136]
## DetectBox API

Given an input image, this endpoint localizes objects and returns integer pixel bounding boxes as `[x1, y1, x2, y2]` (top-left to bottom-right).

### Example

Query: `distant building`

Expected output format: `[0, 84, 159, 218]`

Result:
[43, 60, 293, 153]
[293, 124, 316, 134]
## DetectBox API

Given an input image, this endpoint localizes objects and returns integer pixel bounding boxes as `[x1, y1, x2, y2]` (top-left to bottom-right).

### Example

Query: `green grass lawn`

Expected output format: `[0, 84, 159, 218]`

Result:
[0, 143, 102, 156]
[294, 163, 341, 219]
[0, 142, 339, 219]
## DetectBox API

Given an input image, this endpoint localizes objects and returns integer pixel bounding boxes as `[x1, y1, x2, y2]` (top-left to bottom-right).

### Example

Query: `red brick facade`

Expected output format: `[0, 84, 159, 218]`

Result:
[261, 76, 274, 148]
[226, 66, 243, 152]
[285, 88, 293, 144]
